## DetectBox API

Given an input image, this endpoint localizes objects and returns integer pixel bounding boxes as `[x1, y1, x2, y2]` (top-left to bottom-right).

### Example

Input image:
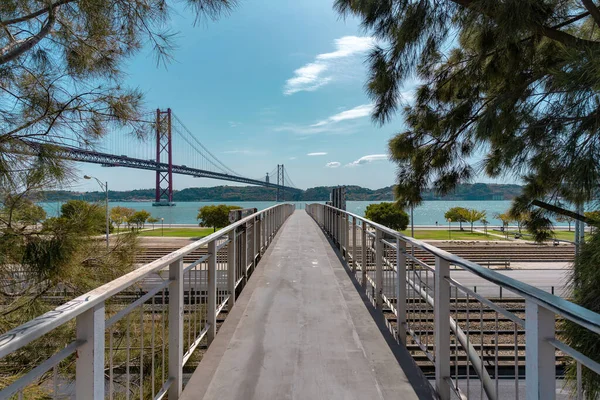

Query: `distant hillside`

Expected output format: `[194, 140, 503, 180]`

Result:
[40, 183, 521, 202]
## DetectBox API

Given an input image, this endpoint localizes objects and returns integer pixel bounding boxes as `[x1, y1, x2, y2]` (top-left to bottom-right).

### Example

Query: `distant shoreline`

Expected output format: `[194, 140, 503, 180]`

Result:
[39, 182, 522, 202]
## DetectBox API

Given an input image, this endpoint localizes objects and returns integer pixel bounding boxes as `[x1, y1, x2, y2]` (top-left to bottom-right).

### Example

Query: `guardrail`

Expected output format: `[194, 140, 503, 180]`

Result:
[306, 203, 600, 400]
[0, 203, 294, 399]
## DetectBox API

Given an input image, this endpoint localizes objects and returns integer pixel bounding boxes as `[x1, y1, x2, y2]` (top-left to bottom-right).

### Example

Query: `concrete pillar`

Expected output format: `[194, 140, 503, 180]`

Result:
[434, 256, 451, 400]
[76, 303, 105, 399]
[525, 301, 556, 400]
[168, 258, 184, 399]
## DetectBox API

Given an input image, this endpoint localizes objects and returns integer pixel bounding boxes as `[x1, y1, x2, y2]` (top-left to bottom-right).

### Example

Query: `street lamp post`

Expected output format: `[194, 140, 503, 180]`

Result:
[447, 218, 451, 240]
[84, 175, 109, 249]
[161, 218, 164, 237]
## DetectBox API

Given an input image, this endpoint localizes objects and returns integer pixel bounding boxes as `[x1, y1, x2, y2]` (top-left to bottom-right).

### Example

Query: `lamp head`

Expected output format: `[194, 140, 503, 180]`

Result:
[84, 175, 92, 180]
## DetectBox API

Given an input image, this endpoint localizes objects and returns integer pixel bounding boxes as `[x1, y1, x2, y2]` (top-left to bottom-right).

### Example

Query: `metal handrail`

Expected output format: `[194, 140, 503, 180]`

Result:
[0, 204, 281, 358]
[323, 204, 600, 334]
[306, 203, 600, 400]
[0, 203, 295, 399]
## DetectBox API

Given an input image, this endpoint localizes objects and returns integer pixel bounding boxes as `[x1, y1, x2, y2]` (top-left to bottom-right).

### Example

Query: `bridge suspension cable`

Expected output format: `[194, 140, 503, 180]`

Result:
[171, 113, 241, 177]
[284, 169, 298, 189]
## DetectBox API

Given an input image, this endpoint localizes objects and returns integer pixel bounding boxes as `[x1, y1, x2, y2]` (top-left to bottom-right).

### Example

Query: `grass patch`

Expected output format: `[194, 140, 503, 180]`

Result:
[399, 229, 501, 240]
[138, 227, 214, 238]
[552, 230, 575, 241]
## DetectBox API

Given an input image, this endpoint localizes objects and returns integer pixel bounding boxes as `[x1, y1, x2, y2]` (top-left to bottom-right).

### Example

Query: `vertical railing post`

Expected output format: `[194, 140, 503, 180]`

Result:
[361, 222, 367, 288]
[375, 229, 383, 310]
[168, 257, 183, 399]
[396, 238, 407, 344]
[207, 240, 217, 345]
[352, 218, 357, 273]
[252, 219, 257, 270]
[76, 303, 105, 399]
[227, 229, 236, 310]
[270, 209, 274, 240]
[434, 256, 451, 400]
[242, 225, 248, 284]
[261, 213, 265, 253]
[338, 211, 343, 251]
[344, 213, 349, 261]
[255, 216, 261, 260]
[525, 301, 556, 400]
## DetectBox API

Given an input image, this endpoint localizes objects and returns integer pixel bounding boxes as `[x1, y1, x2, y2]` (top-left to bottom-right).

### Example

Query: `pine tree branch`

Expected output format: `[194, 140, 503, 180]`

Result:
[581, 0, 600, 29]
[0, 7, 56, 66]
[449, 0, 600, 50]
[532, 200, 589, 223]
[0, 0, 74, 26]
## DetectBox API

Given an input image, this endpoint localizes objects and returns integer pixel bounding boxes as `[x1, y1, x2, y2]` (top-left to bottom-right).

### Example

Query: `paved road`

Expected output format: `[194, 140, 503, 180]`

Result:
[182, 212, 427, 400]
[449, 269, 569, 297]
[370, 268, 570, 299]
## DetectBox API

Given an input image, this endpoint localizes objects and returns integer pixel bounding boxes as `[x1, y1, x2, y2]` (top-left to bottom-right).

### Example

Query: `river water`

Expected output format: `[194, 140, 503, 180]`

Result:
[40, 200, 572, 227]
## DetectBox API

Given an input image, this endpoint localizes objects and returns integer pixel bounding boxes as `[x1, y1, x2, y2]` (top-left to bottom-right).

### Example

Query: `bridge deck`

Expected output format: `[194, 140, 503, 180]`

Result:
[182, 211, 425, 400]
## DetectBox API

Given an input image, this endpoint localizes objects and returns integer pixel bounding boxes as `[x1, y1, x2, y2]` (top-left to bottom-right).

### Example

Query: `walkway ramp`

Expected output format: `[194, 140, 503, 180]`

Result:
[182, 211, 423, 400]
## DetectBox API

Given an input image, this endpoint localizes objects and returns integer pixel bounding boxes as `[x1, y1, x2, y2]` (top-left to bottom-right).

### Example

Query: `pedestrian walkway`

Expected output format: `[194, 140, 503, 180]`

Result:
[181, 211, 425, 400]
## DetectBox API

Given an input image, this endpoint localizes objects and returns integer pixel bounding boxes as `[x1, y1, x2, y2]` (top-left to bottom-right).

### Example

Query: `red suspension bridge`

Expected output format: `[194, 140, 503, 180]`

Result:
[20, 108, 300, 204]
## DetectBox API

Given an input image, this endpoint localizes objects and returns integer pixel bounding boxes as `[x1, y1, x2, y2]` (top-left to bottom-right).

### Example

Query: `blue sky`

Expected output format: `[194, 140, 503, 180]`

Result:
[72, 0, 411, 192]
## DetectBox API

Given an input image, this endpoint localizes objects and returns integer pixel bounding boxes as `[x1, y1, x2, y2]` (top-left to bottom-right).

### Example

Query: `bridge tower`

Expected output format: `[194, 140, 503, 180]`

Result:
[153, 108, 175, 206]
[276, 164, 285, 202]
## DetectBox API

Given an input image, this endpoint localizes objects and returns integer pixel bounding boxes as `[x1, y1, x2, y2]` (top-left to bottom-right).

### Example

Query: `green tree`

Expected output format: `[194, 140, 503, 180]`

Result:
[556, 215, 575, 232]
[459, 209, 486, 233]
[508, 209, 531, 234]
[337, 0, 600, 240]
[58, 199, 109, 235]
[147, 216, 159, 230]
[481, 218, 489, 236]
[563, 233, 600, 399]
[494, 212, 512, 239]
[0, 174, 137, 383]
[0, 196, 46, 230]
[444, 207, 467, 230]
[0, 0, 236, 186]
[364, 202, 409, 231]
[197, 205, 242, 232]
[110, 206, 135, 232]
[129, 210, 151, 230]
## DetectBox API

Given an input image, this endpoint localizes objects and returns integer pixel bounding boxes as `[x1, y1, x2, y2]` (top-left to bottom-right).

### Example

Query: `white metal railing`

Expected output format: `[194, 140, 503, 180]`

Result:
[306, 203, 600, 400]
[0, 203, 294, 399]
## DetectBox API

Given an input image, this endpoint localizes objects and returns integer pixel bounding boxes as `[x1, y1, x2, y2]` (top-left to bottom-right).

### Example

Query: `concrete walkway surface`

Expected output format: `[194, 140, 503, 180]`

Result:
[181, 211, 426, 400]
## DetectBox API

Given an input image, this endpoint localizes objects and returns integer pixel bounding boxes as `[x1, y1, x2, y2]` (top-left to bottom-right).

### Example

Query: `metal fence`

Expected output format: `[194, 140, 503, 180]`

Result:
[306, 203, 600, 400]
[0, 204, 294, 400]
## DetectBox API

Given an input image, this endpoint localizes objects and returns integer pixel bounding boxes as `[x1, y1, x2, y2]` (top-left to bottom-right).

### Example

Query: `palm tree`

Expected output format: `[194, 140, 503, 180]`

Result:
[460, 209, 487, 233]
[495, 212, 512, 239]
[481, 218, 489, 236]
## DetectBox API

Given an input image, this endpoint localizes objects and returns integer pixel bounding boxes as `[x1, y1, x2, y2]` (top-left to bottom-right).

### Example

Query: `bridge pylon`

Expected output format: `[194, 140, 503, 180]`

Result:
[276, 164, 285, 202]
[153, 108, 175, 206]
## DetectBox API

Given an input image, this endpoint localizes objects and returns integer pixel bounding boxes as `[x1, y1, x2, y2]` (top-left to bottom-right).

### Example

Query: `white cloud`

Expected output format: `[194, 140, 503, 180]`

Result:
[316, 36, 375, 60]
[228, 121, 241, 128]
[326, 161, 341, 168]
[275, 103, 373, 136]
[311, 104, 373, 127]
[307, 152, 327, 156]
[346, 154, 388, 167]
[284, 36, 375, 95]
[289, 156, 297, 160]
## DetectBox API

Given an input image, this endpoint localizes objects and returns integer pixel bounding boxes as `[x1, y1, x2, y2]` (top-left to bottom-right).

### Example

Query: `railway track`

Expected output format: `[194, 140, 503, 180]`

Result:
[135, 243, 575, 265]
[379, 298, 569, 376]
